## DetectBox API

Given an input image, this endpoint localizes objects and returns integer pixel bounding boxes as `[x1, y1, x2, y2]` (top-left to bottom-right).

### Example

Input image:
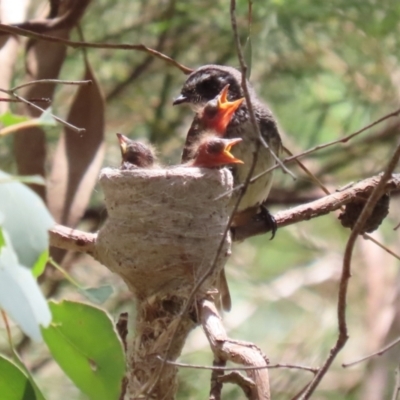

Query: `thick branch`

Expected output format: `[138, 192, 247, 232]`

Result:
[49, 223, 96, 255]
[49, 173, 400, 251]
[232, 173, 400, 241]
[200, 299, 270, 400]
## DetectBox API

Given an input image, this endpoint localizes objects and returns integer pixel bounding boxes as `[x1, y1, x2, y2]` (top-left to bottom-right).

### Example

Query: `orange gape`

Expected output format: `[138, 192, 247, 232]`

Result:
[199, 84, 244, 135]
[189, 137, 243, 168]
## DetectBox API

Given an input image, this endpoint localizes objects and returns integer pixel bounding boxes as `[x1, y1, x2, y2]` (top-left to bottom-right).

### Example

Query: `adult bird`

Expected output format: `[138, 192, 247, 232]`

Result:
[173, 64, 282, 229]
[178, 84, 246, 312]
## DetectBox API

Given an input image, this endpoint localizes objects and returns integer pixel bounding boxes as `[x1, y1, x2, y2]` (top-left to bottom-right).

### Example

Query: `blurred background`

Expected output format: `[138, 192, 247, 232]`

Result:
[1, 0, 400, 398]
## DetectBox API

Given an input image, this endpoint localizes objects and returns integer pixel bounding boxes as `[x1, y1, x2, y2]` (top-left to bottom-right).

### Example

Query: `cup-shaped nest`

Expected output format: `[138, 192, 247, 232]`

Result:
[96, 166, 234, 302]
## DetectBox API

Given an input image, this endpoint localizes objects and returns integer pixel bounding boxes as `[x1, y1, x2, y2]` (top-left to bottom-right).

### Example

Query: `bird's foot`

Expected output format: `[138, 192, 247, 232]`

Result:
[257, 205, 277, 240]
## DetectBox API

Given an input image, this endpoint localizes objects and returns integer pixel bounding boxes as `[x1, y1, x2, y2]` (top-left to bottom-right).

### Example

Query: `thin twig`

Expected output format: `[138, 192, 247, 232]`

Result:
[0, 23, 193, 75]
[11, 79, 92, 91]
[223, 107, 400, 197]
[156, 355, 317, 373]
[343, 336, 400, 368]
[362, 233, 400, 261]
[392, 364, 400, 400]
[1, 310, 14, 351]
[0, 97, 50, 103]
[299, 141, 400, 399]
[0, 88, 85, 134]
[13, 93, 85, 133]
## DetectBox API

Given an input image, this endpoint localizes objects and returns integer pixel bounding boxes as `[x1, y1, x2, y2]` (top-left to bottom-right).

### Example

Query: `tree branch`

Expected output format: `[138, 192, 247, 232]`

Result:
[200, 299, 270, 400]
[49, 173, 400, 251]
[232, 173, 400, 241]
[0, 23, 193, 74]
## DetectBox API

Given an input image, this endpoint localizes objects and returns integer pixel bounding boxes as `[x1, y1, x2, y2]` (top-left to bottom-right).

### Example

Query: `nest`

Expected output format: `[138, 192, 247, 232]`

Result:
[96, 166, 234, 303]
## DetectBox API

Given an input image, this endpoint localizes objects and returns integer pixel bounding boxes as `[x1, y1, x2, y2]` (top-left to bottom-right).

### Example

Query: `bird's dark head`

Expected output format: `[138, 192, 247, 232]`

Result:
[173, 65, 244, 111]
[116, 133, 155, 169]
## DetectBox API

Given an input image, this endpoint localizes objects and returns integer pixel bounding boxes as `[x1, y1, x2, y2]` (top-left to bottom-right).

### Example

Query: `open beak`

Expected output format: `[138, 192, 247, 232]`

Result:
[116, 133, 129, 154]
[216, 85, 244, 131]
[172, 94, 188, 105]
[221, 138, 244, 164]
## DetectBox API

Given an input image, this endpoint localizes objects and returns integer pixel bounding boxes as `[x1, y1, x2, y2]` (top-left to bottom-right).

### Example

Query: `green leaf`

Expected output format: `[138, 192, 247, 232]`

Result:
[79, 285, 114, 304]
[0, 356, 37, 400]
[0, 111, 29, 127]
[0, 225, 5, 250]
[0, 170, 54, 269]
[31, 250, 49, 278]
[42, 300, 126, 400]
[0, 232, 51, 341]
[9, 352, 46, 400]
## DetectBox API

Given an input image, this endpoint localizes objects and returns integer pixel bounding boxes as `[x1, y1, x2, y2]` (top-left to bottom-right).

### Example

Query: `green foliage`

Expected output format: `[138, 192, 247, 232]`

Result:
[0, 356, 39, 400]
[2, 0, 400, 398]
[0, 112, 29, 127]
[0, 170, 54, 269]
[42, 301, 126, 400]
[0, 172, 53, 341]
[0, 231, 51, 342]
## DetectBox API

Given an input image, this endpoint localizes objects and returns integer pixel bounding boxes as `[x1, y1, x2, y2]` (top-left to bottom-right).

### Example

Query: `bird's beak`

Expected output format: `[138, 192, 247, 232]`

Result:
[216, 85, 244, 131]
[172, 94, 188, 105]
[116, 133, 129, 154]
[221, 138, 244, 164]
[219, 84, 230, 103]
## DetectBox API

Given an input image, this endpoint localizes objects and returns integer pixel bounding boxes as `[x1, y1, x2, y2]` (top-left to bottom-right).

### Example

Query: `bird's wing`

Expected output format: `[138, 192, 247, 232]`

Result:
[181, 115, 203, 163]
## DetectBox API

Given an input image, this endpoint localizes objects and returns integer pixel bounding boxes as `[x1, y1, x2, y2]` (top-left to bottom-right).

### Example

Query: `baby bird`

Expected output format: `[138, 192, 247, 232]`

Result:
[188, 136, 243, 168]
[116, 133, 157, 169]
[181, 85, 244, 162]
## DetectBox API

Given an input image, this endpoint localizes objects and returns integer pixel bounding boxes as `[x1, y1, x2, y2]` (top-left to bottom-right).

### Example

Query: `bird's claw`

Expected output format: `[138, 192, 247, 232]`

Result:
[259, 205, 277, 240]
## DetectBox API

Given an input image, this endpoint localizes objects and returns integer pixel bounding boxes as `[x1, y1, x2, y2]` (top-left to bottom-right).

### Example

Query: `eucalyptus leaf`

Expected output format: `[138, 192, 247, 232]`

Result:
[8, 352, 46, 400]
[0, 225, 5, 250]
[31, 250, 49, 278]
[0, 356, 37, 400]
[0, 111, 29, 127]
[42, 300, 125, 400]
[0, 170, 54, 269]
[0, 232, 51, 341]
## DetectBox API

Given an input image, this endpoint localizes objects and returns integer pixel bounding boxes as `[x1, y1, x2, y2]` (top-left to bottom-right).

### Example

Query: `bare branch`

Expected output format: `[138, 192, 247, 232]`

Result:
[300, 142, 400, 399]
[392, 364, 400, 400]
[49, 173, 400, 252]
[343, 336, 400, 368]
[219, 372, 254, 399]
[232, 173, 400, 241]
[201, 299, 270, 400]
[156, 355, 317, 373]
[0, 23, 193, 75]
[11, 79, 92, 91]
[49, 224, 96, 255]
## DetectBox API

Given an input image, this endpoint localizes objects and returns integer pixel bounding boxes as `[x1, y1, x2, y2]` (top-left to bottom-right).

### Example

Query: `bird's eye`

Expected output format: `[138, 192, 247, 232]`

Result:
[196, 78, 221, 100]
